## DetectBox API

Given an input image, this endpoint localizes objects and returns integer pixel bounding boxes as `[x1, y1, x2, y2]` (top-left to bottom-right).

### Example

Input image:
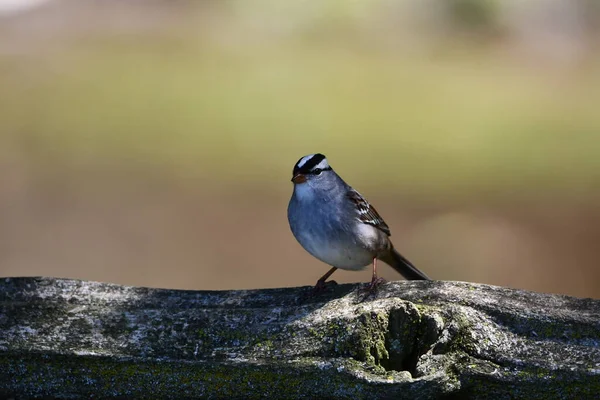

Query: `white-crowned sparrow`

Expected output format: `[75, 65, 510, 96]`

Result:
[287, 153, 430, 290]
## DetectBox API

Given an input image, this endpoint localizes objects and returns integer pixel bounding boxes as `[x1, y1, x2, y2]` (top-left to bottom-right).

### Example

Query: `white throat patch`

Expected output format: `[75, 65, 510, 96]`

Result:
[293, 180, 314, 200]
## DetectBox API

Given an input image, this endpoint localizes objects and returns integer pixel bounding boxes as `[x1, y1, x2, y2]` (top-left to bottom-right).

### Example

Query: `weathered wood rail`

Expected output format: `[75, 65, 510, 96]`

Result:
[0, 277, 599, 399]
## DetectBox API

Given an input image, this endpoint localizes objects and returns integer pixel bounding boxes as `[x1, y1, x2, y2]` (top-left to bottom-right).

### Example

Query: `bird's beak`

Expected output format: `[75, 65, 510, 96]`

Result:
[291, 174, 306, 184]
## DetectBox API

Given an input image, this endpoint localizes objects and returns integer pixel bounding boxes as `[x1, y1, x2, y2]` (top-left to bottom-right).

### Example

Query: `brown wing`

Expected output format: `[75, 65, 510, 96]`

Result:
[346, 190, 391, 236]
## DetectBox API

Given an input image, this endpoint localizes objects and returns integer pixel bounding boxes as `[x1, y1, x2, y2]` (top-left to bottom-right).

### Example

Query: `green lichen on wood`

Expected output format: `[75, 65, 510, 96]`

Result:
[1, 277, 599, 399]
[0, 353, 422, 400]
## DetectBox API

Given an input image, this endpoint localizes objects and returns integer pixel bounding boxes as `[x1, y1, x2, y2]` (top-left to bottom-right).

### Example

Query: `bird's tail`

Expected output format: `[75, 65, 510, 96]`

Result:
[381, 248, 430, 280]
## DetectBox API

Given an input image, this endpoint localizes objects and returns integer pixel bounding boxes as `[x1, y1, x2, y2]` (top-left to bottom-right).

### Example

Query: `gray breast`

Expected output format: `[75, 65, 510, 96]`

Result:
[287, 190, 375, 270]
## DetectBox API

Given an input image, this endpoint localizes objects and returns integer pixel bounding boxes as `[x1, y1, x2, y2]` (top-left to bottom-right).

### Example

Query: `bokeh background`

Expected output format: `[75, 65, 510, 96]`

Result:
[1, 0, 599, 298]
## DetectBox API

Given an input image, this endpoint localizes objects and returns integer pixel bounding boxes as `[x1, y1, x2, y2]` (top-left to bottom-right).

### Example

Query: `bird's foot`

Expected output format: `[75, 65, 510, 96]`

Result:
[367, 276, 387, 291]
[357, 276, 387, 300]
[311, 279, 338, 295]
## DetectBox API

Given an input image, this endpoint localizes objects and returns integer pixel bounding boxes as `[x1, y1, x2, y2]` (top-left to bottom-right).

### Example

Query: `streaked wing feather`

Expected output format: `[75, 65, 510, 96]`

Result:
[346, 190, 391, 236]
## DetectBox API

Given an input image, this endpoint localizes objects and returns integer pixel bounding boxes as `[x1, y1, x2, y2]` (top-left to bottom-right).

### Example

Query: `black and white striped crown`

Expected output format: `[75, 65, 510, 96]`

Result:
[292, 153, 332, 177]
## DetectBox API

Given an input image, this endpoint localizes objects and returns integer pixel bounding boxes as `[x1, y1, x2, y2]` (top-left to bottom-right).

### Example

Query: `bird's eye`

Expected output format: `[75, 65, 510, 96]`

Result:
[313, 168, 322, 175]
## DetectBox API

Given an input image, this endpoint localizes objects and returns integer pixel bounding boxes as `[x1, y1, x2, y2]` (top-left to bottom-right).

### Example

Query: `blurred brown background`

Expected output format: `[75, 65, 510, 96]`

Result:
[1, 0, 599, 298]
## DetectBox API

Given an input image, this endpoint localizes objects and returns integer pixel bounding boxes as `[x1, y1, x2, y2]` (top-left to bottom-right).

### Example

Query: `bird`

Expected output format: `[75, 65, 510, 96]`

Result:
[287, 153, 430, 291]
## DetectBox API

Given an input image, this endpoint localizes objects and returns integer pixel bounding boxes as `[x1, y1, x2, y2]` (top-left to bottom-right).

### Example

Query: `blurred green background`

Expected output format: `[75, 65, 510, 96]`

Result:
[1, 0, 599, 298]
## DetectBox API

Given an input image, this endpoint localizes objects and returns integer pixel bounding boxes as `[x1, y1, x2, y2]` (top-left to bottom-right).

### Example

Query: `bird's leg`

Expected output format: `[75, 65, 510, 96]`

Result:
[367, 257, 387, 291]
[313, 267, 338, 292]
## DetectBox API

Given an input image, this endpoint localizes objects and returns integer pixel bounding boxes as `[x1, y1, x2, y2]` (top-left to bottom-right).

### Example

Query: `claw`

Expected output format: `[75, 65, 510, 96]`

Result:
[312, 279, 338, 294]
[357, 257, 386, 299]
[366, 276, 387, 292]
[310, 266, 338, 295]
